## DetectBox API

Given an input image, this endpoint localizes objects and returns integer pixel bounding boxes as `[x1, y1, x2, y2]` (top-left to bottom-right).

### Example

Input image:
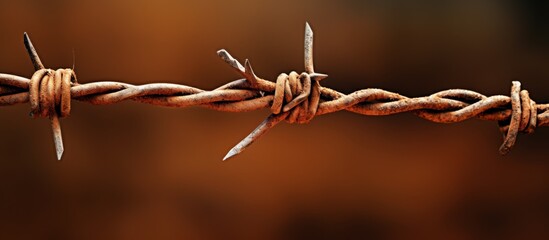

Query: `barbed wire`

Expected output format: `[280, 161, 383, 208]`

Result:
[0, 23, 548, 160]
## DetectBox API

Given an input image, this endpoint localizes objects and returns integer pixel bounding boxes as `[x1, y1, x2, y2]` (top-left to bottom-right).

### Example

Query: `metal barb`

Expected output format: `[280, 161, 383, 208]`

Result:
[23, 33, 45, 70]
[244, 59, 259, 86]
[51, 116, 64, 160]
[217, 49, 245, 74]
[304, 23, 328, 81]
[23, 33, 65, 160]
[304, 22, 314, 74]
[222, 22, 327, 160]
[223, 113, 288, 161]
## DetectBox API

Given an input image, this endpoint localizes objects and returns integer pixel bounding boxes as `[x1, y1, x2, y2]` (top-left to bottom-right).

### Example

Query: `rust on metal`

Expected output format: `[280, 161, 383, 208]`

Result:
[0, 23, 548, 160]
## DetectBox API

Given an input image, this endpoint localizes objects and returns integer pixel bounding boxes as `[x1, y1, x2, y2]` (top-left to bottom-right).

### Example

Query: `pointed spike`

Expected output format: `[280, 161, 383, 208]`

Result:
[23, 32, 45, 70]
[217, 49, 245, 73]
[222, 113, 288, 161]
[56, 146, 64, 161]
[223, 148, 239, 161]
[244, 59, 255, 76]
[304, 22, 314, 74]
[305, 22, 312, 33]
[310, 73, 328, 81]
[50, 115, 64, 160]
[244, 59, 258, 85]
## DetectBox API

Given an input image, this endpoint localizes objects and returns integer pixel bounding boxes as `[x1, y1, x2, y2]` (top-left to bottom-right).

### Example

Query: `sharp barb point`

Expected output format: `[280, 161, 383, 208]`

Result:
[23, 32, 44, 70]
[244, 59, 252, 75]
[310, 73, 328, 81]
[217, 49, 245, 73]
[304, 22, 314, 73]
[244, 59, 258, 84]
[216, 49, 231, 62]
[245, 59, 251, 71]
[223, 148, 239, 161]
[216, 49, 227, 56]
[57, 148, 64, 160]
[51, 116, 64, 161]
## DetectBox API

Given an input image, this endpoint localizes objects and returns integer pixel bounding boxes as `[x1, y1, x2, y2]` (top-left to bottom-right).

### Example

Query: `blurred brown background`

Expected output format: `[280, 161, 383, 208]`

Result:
[1, 0, 549, 239]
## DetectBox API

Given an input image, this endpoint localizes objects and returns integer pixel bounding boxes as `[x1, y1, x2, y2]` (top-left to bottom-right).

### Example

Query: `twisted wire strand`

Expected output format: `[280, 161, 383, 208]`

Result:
[1, 71, 548, 153]
[1, 23, 548, 160]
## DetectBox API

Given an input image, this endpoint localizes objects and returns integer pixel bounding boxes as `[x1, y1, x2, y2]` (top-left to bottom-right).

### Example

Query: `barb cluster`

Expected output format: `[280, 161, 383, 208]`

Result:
[0, 23, 548, 160]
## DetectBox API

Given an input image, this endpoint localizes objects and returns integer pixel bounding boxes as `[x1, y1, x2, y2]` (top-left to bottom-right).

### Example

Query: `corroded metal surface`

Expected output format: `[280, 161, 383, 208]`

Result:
[0, 23, 547, 160]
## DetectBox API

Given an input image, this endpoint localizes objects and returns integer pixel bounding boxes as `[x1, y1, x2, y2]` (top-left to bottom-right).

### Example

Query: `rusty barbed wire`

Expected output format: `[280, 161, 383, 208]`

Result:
[0, 23, 548, 160]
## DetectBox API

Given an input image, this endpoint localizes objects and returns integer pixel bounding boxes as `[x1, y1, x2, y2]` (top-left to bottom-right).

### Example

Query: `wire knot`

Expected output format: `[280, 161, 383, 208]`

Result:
[29, 68, 75, 119]
[270, 71, 322, 124]
[499, 81, 537, 154]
